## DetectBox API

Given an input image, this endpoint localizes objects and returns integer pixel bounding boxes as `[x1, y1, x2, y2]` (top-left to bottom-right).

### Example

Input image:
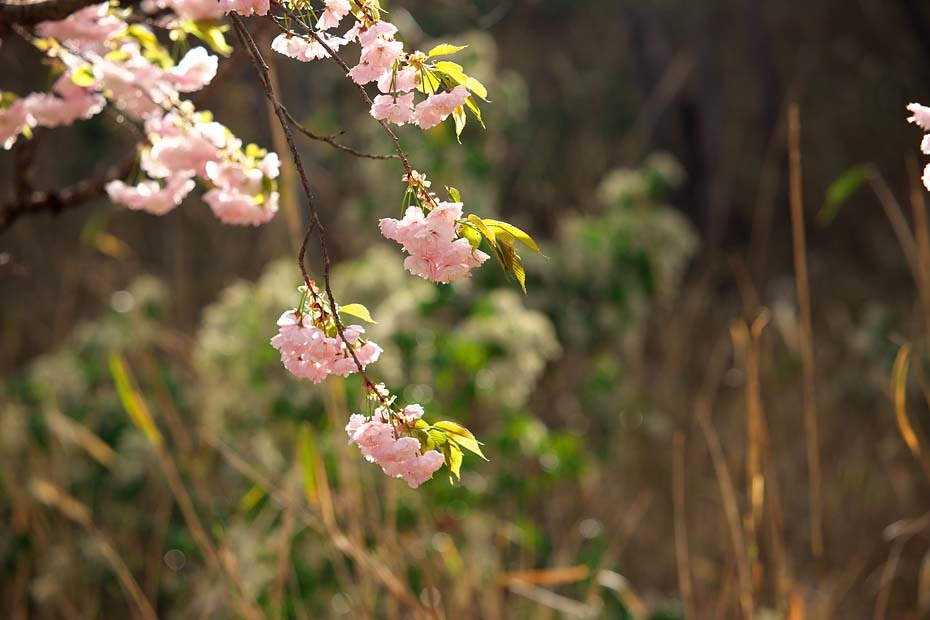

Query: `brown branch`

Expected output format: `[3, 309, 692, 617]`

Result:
[0, 151, 136, 232]
[271, 5, 415, 177]
[0, 0, 99, 26]
[230, 14, 391, 409]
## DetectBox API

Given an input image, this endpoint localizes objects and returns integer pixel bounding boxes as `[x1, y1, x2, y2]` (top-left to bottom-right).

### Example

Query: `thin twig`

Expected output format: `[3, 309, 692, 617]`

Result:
[231, 14, 395, 412]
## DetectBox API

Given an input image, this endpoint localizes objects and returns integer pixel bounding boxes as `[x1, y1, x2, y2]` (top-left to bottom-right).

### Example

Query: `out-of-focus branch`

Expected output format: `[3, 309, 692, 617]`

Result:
[0, 0, 99, 26]
[0, 152, 136, 232]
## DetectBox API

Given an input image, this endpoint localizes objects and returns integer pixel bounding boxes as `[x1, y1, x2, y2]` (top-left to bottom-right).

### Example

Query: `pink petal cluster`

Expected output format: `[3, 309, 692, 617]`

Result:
[908, 103, 930, 191]
[218, 0, 269, 16]
[203, 153, 281, 226]
[36, 2, 126, 51]
[21, 74, 105, 128]
[379, 202, 489, 283]
[105, 177, 196, 215]
[270, 311, 382, 383]
[0, 101, 30, 149]
[271, 32, 347, 62]
[318, 0, 351, 30]
[348, 22, 403, 85]
[370, 92, 415, 125]
[377, 66, 418, 94]
[167, 47, 219, 93]
[413, 86, 470, 130]
[345, 413, 444, 488]
[163, 0, 225, 21]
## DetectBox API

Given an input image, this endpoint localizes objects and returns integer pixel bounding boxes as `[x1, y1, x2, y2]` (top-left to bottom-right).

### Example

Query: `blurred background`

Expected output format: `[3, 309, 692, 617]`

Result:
[4, 0, 930, 617]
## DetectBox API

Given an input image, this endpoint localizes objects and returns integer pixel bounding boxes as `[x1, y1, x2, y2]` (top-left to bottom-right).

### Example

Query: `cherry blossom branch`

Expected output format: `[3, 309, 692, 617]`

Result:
[270, 4, 415, 177]
[282, 106, 398, 160]
[230, 13, 392, 409]
[0, 0, 98, 25]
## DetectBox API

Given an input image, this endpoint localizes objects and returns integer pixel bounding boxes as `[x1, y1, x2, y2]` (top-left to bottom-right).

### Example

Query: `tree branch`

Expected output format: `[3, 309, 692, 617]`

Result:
[0, 0, 99, 26]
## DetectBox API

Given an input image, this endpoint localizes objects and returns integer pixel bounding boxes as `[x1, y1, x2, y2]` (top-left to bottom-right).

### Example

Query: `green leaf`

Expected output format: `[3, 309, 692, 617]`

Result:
[298, 423, 318, 505]
[464, 76, 488, 101]
[338, 303, 377, 323]
[484, 219, 542, 254]
[71, 65, 96, 87]
[818, 165, 868, 226]
[433, 61, 468, 85]
[452, 104, 466, 142]
[464, 96, 485, 128]
[434, 421, 487, 460]
[428, 43, 467, 58]
[108, 353, 163, 446]
[446, 186, 461, 202]
[417, 68, 442, 95]
[497, 234, 526, 293]
[468, 214, 496, 245]
[180, 19, 233, 57]
[442, 442, 464, 483]
[461, 224, 482, 249]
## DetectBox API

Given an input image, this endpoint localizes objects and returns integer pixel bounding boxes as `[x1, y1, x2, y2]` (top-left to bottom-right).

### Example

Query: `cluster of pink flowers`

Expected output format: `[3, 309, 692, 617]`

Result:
[267, 3, 473, 130]
[345, 410, 444, 488]
[218, 0, 269, 17]
[380, 201, 489, 283]
[908, 103, 930, 191]
[270, 310, 382, 383]
[0, 2, 281, 224]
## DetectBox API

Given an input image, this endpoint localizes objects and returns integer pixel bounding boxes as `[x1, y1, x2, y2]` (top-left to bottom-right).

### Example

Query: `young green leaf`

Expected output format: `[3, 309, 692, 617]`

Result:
[298, 423, 318, 505]
[464, 96, 486, 128]
[464, 76, 488, 101]
[428, 43, 468, 58]
[434, 61, 468, 85]
[442, 442, 464, 483]
[338, 303, 377, 323]
[452, 105, 466, 142]
[433, 421, 488, 460]
[496, 234, 526, 293]
[483, 219, 542, 254]
[446, 186, 462, 202]
[468, 214, 496, 245]
[818, 165, 868, 226]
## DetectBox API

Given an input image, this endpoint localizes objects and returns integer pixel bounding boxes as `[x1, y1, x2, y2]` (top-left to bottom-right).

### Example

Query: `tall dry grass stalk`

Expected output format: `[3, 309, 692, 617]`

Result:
[788, 104, 824, 560]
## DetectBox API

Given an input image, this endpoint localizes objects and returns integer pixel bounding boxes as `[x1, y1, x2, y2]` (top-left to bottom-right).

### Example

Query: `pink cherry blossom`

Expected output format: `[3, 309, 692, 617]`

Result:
[165, 0, 225, 21]
[317, 0, 351, 30]
[36, 3, 126, 51]
[359, 38, 404, 73]
[345, 413, 444, 488]
[106, 177, 195, 215]
[204, 188, 279, 226]
[21, 91, 105, 128]
[271, 32, 347, 62]
[908, 103, 930, 131]
[167, 47, 218, 93]
[0, 100, 30, 149]
[370, 92, 415, 125]
[218, 0, 269, 16]
[378, 65, 418, 93]
[348, 61, 388, 85]
[379, 202, 490, 283]
[143, 132, 222, 179]
[401, 404, 424, 423]
[270, 311, 382, 382]
[357, 22, 398, 47]
[412, 86, 470, 130]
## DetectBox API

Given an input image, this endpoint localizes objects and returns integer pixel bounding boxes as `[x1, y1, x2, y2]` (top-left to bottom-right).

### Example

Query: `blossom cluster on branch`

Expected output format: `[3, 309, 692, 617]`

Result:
[1, 0, 547, 487]
[2, 2, 280, 224]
